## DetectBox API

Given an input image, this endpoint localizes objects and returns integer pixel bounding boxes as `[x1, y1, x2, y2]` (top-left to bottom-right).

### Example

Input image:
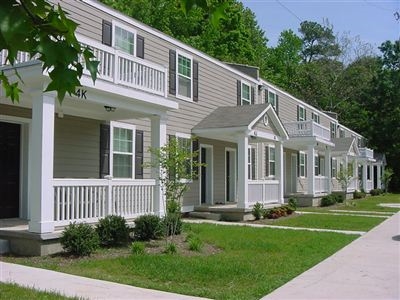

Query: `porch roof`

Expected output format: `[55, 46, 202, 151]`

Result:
[332, 137, 359, 156]
[192, 104, 288, 142]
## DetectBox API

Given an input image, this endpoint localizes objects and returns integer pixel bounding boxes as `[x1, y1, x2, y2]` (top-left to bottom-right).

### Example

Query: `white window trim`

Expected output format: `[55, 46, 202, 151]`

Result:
[330, 122, 337, 138]
[248, 145, 257, 180]
[241, 81, 251, 105]
[266, 89, 277, 110]
[311, 112, 320, 124]
[267, 144, 276, 178]
[332, 158, 337, 178]
[175, 132, 193, 182]
[314, 154, 319, 176]
[298, 105, 306, 121]
[110, 121, 136, 179]
[299, 151, 306, 178]
[112, 20, 137, 57]
[176, 50, 193, 102]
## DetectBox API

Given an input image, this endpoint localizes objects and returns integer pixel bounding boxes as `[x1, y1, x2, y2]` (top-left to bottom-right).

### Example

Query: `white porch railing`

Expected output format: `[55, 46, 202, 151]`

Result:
[53, 178, 155, 226]
[365, 180, 373, 192]
[0, 35, 167, 97]
[284, 120, 331, 141]
[359, 147, 374, 159]
[347, 178, 357, 192]
[248, 180, 279, 205]
[315, 176, 329, 194]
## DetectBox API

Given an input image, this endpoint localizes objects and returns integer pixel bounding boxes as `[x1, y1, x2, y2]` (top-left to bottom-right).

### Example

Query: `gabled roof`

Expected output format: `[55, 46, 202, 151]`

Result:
[192, 103, 288, 142]
[332, 137, 359, 156]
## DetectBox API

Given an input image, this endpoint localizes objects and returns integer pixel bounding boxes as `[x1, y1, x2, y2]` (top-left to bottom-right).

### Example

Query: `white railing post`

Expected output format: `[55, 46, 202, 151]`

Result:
[105, 175, 113, 215]
[308, 145, 315, 196]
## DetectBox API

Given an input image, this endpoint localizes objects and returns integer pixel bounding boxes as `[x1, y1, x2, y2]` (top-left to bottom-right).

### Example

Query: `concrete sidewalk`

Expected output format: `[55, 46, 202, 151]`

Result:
[0, 261, 209, 300]
[262, 212, 400, 300]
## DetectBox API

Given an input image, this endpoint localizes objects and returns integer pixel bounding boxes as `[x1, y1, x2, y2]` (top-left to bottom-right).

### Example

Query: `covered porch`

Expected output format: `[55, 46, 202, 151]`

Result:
[0, 60, 178, 237]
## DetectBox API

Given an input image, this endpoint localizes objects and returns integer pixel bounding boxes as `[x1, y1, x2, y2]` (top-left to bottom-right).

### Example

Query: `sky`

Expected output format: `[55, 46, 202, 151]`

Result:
[241, 0, 400, 53]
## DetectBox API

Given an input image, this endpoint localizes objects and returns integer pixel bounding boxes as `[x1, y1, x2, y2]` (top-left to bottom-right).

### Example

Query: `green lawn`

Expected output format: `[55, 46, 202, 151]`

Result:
[269, 213, 385, 231]
[0, 283, 79, 300]
[299, 193, 400, 214]
[3, 224, 357, 300]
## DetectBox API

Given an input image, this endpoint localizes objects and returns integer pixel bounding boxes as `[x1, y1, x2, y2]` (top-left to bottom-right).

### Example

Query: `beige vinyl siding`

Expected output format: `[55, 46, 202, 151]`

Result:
[0, 104, 31, 119]
[54, 115, 101, 178]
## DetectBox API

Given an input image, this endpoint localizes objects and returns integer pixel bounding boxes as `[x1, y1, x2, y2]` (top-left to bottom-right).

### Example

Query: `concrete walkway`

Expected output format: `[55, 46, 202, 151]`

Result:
[0, 262, 209, 300]
[262, 212, 400, 300]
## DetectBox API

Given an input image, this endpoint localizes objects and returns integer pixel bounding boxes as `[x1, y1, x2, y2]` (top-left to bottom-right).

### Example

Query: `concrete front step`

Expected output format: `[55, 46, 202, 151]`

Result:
[187, 211, 222, 221]
[0, 239, 10, 254]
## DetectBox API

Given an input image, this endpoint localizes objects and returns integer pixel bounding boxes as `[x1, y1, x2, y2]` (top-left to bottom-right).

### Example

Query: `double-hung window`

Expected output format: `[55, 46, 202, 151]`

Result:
[298, 105, 306, 121]
[175, 133, 193, 180]
[177, 52, 193, 100]
[248, 146, 256, 180]
[331, 158, 337, 178]
[311, 112, 320, 124]
[330, 122, 337, 139]
[265, 145, 275, 177]
[266, 90, 277, 111]
[241, 82, 251, 105]
[299, 151, 306, 177]
[113, 21, 136, 56]
[111, 122, 135, 178]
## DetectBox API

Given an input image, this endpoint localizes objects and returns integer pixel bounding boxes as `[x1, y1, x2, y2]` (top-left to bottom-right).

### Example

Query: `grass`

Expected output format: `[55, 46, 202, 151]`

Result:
[3, 224, 357, 300]
[299, 193, 400, 213]
[0, 283, 80, 300]
[269, 213, 385, 231]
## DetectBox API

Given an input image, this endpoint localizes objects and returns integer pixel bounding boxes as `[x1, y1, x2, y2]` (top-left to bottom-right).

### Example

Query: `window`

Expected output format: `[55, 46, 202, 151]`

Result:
[241, 82, 251, 105]
[298, 105, 306, 121]
[177, 53, 193, 99]
[330, 122, 337, 139]
[348, 162, 354, 176]
[113, 22, 135, 55]
[367, 165, 371, 180]
[111, 123, 135, 178]
[299, 151, 306, 177]
[331, 158, 337, 178]
[248, 146, 256, 180]
[266, 90, 278, 111]
[311, 112, 320, 124]
[176, 133, 193, 179]
[265, 145, 275, 177]
[314, 155, 319, 176]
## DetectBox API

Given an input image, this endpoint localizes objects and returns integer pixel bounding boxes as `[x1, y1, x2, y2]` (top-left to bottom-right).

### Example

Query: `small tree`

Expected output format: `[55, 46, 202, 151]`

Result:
[337, 166, 354, 195]
[382, 168, 394, 193]
[146, 137, 201, 242]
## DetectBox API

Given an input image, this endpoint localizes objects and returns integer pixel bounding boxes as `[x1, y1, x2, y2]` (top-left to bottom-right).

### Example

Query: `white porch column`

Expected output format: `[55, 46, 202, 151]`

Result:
[151, 114, 167, 216]
[237, 135, 249, 209]
[354, 158, 359, 190]
[307, 145, 315, 196]
[377, 164, 382, 189]
[325, 147, 332, 193]
[274, 141, 284, 203]
[28, 93, 55, 233]
[362, 161, 368, 192]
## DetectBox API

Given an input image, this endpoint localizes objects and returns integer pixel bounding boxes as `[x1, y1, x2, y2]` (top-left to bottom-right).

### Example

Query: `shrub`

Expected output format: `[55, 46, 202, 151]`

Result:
[370, 189, 383, 196]
[353, 190, 366, 199]
[130, 241, 145, 255]
[162, 213, 182, 236]
[60, 222, 99, 256]
[96, 215, 130, 247]
[321, 195, 337, 207]
[188, 236, 203, 252]
[333, 193, 345, 203]
[252, 202, 264, 220]
[164, 242, 177, 254]
[288, 197, 297, 210]
[133, 215, 162, 241]
[263, 205, 294, 219]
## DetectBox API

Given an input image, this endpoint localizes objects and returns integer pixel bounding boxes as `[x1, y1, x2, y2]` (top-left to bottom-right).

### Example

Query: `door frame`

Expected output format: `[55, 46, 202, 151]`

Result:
[225, 147, 237, 203]
[199, 144, 213, 205]
[0, 115, 31, 219]
[290, 153, 298, 193]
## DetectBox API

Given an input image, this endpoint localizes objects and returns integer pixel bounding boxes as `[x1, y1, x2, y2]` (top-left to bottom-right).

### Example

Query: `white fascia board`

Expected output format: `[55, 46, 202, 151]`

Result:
[80, 76, 179, 111]
[249, 130, 282, 142]
[192, 126, 249, 135]
[81, 0, 259, 84]
[247, 105, 288, 140]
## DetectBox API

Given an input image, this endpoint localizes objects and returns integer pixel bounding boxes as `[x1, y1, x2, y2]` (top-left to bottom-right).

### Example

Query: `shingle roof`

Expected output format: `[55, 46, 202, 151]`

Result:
[193, 104, 269, 130]
[332, 137, 355, 152]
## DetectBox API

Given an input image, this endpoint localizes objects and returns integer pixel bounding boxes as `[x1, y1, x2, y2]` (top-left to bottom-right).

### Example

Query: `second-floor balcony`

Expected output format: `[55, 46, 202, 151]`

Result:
[0, 34, 167, 98]
[359, 147, 374, 159]
[284, 120, 331, 142]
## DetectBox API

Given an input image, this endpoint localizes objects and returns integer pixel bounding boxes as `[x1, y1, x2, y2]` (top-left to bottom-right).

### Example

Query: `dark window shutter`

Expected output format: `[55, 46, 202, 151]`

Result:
[297, 152, 300, 177]
[100, 124, 110, 178]
[305, 154, 308, 177]
[275, 94, 279, 115]
[169, 50, 176, 95]
[193, 60, 199, 102]
[102, 20, 112, 46]
[297, 106, 300, 121]
[237, 80, 241, 106]
[192, 139, 199, 177]
[264, 90, 268, 103]
[305, 109, 307, 120]
[251, 86, 255, 104]
[265, 146, 269, 177]
[251, 148, 256, 180]
[135, 130, 144, 179]
[136, 35, 145, 59]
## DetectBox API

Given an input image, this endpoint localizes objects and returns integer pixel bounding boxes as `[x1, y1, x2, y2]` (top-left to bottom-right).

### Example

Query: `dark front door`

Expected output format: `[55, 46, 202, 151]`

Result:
[0, 122, 20, 218]
[226, 151, 231, 202]
[200, 147, 206, 204]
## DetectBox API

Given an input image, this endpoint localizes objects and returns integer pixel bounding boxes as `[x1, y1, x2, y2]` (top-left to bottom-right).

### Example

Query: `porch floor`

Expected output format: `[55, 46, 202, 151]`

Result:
[0, 218, 29, 232]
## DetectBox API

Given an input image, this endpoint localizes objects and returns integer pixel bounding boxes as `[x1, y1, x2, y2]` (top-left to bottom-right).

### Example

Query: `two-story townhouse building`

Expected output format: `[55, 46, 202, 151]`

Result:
[0, 0, 384, 255]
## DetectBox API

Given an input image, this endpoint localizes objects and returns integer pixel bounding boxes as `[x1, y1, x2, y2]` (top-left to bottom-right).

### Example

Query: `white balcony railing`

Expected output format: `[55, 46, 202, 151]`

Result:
[53, 178, 155, 226]
[359, 147, 374, 159]
[284, 120, 331, 141]
[1, 35, 167, 97]
[248, 180, 279, 205]
[315, 176, 329, 194]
